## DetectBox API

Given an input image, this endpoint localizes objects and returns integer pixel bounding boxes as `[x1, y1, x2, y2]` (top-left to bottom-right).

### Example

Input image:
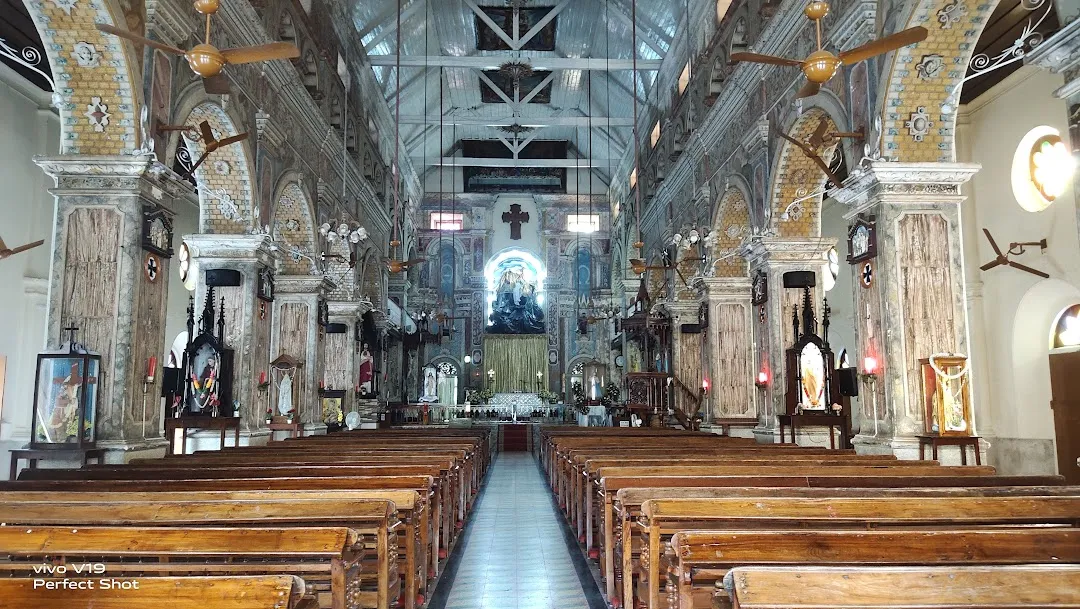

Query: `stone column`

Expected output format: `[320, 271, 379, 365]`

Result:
[35, 155, 192, 457]
[323, 300, 372, 414]
[831, 162, 980, 458]
[272, 275, 334, 432]
[742, 237, 835, 441]
[700, 277, 756, 429]
[183, 233, 279, 434]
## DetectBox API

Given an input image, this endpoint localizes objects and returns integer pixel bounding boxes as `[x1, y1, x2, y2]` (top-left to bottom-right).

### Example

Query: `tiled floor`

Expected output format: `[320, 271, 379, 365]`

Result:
[431, 452, 604, 609]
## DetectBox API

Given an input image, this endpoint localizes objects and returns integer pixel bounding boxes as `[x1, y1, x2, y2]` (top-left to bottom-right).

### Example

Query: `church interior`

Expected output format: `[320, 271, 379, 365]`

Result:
[1, 0, 1080, 607]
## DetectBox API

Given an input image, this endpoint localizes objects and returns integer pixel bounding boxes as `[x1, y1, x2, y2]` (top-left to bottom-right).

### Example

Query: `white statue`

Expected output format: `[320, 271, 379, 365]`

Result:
[419, 366, 438, 403]
[277, 373, 293, 415]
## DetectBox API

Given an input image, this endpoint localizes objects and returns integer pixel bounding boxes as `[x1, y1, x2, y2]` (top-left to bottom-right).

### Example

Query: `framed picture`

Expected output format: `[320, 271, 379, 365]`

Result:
[847, 215, 877, 263]
[257, 267, 275, 302]
[31, 346, 101, 448]
[319, 389, 345, 427]
[142, 204, 174, 258]
[919, 356, 973, 436]
[751, 271, 768, 305]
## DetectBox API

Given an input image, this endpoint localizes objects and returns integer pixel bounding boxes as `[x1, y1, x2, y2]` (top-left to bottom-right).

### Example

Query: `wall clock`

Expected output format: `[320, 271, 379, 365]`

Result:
[615, 354, 625, 368]
[847, 216, 877, 263]
[142, 204, 174, 258]
[144, 254, 160, 283]
[861, 261, 874, 288]
[751, 271, 768, 305]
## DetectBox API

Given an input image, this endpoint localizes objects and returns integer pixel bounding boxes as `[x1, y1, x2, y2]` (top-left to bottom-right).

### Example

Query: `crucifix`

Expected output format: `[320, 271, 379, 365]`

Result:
[501, 203, 530, 240]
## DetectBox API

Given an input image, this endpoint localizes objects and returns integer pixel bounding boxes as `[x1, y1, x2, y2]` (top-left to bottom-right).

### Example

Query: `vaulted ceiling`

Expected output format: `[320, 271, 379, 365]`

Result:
[344, 0, 697, 184]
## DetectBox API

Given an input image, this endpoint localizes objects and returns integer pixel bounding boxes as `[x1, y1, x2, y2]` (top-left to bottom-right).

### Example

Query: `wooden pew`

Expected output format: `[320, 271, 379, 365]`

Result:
[670, 523, 1080, 609]
[0, 498, 401, 609]
[724, 565, 1080, 609]
[635, 496, 1080, 609]
[0, 526, 361, 609]
[602, 477, 1068, 608]
[0, 488, 431, 606]
[19, 463, 461, 555]
[0, 575, 320, 609]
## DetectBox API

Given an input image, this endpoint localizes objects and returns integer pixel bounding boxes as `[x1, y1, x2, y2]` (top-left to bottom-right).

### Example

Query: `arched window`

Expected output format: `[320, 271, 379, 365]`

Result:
[1051, 304, 1080, 349]
[437, 242, 456, 298]
[575, 247, 592, 303]
[729, 19, 747, 54]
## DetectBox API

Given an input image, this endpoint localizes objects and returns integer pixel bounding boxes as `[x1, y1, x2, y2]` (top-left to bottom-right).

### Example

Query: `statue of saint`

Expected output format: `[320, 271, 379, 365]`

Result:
[489, 266, 545, 334]
[419, 366, 438, 403]
[277, 373, 293, 416]
[358, 345, 374, 396]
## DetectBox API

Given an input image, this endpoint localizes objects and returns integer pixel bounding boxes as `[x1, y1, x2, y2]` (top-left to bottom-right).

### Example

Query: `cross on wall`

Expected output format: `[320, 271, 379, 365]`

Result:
[501, 204, 530, 240]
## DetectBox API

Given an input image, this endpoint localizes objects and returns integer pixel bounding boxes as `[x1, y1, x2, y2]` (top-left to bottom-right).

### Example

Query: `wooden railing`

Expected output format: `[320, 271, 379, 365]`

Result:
[672, 376, 703, 431]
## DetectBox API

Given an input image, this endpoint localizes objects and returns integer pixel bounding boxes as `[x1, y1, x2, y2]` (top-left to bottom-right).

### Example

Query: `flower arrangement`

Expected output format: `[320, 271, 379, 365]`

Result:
[284, 409, 295, 424]
[572, 381, 588, 414]
[265, 405, 273, 424]
[600, 382, 621, 407]
[537, 389, 558, 403]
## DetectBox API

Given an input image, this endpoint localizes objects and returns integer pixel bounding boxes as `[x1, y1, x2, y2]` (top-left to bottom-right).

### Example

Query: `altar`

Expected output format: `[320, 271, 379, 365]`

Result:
[489, 392, 544, 418]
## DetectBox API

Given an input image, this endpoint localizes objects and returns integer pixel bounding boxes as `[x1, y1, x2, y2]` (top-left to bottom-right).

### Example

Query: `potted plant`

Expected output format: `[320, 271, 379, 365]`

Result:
[285, 409, 295, 424]
[264, 405, 273, 425]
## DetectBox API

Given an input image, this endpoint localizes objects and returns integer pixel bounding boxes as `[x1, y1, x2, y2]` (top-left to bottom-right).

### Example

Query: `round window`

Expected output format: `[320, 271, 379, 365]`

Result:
[1011, 125, 1074, 212]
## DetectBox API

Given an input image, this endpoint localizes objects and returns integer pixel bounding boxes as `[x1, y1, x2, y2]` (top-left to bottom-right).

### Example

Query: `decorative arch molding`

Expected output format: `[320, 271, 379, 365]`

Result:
[711, 187, 751, 278]
[876, 0, 1001, 162]
[767, 107, 839, 237]
[23, 0, 141, 155]
[174, 100, 257, 234]
[272, 176, 319, 275]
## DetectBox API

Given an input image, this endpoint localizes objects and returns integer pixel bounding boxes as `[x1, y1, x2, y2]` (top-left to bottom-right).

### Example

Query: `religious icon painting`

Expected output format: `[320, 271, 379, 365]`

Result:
[141, 204, 174, 258]
[31, 341, 101, 448]
[144, 254, 160, 283]
[847, 216, 877, 263]
[861, 261, 874, 288]
[919, 355, 973, 437]
[257, 267, 275, 302]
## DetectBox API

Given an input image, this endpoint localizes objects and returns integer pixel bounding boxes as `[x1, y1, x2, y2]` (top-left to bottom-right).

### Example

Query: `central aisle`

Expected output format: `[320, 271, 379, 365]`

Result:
[431, 452, 603, 609]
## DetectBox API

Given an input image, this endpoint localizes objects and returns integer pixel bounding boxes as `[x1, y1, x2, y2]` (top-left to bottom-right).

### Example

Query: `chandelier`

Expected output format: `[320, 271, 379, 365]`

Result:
[319, 221, 368, 244]
[499, 60, 534, 84]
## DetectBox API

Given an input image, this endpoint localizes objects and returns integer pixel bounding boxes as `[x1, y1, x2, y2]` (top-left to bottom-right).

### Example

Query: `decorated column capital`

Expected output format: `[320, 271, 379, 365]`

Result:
[701, 276, 752, 298]
[275, 274, 337, 296]
[833, 162, 980, 217]
[183, 233, 278, 267]
[742, 236, 836, 270]
[1026, 15, 1080, 98]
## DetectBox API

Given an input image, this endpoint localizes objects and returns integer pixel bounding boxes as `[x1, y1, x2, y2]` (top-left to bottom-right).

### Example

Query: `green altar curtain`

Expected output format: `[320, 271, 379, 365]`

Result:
[483, 334, 548, 393]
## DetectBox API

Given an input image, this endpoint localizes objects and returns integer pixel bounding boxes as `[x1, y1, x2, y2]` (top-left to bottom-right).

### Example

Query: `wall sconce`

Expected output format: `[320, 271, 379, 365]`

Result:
[487, 369, 495, 380]
[861, 356, 879, 381]
[701, 378, 710, 395]
[463, 355, 472, 364]
[755, 370, 769, 388]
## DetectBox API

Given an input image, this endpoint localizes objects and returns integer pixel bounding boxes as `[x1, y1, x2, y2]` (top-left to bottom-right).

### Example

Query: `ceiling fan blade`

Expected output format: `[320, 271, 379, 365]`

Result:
[979, 258, 1005, 271]
[0, 235, 7, 251]
[96, 24, 187, 56]
[806, 150, 844, 188]
[796, 81, 821, 99]
[215, 132, 249, 148]
[203, 73, 232, 95]
[839, 26, 928, 65]
[182, 151, 211, 178]
[7, 240, 44, 255]
[675, 267, 689, 287]
[808, 119, 829, 148]
[199, 121, 215, 145]
[729, 52, 802, 68]
[1007, 260, 1050, 279]
[982, 228, 1003, 257]
[403, 258, 427, 266]
[221, 42, 300, 66]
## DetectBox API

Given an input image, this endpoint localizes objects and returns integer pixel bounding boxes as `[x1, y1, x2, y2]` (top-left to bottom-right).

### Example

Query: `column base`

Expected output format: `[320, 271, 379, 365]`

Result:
[851, 434, 922, 460]
[984, 437, 1053, 475]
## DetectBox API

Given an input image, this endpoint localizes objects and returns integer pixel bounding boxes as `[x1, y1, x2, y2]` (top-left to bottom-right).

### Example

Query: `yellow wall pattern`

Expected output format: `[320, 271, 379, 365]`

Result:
[185, 103, 256, 234]
[711, 188, 750, 278]
[24, 0, 140, 155]
[769, 109, 838, 238]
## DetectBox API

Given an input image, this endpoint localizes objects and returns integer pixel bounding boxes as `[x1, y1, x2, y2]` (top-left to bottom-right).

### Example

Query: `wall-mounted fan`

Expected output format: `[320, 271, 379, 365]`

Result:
[181, 121, 248, 178]
[0, 235, 44, 261]
[97, 0, 299, 94]
[730, 1, 927, 99]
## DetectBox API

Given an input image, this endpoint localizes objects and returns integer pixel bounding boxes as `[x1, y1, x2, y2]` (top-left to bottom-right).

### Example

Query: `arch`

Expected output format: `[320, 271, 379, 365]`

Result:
[728, 17, 748, 55]
[424, 234, 467, 294]
[23, 0, 142, 155]
[876, 0, 1003, 162]
[767, 107, 839, 237]
[301, 47, 320, 97]
[710, 188, 751, 277]
[272, 176, 319, 275]
[1007, 279, 1080, 440]
[278, 10, 297, 43]
[177, 100, 257, 234]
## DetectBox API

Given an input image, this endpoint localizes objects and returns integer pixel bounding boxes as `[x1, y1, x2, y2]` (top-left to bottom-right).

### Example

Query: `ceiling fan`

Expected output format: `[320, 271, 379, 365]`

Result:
[805, 120, 865, 149]
[980, 228, 1049, 278]
[96, 0, 299, 94]
[777, 130, 844, 188]
[181, 120, 248, 178]
[730, 1, 927, 99]
[385, 257, 427, 274]
[0, 235, 44, 261]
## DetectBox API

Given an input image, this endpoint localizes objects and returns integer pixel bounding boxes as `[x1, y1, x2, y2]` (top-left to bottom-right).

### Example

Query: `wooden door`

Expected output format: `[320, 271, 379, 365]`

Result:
[1049, 351, 1080, 483]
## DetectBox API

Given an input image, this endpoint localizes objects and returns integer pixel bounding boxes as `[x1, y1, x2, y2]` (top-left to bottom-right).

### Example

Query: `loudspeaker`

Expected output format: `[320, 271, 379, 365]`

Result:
[325, 322, 348, 334]
[204, 269, 243, 287]
[837, 367, 859, 397]
[782, 270, 816, 288]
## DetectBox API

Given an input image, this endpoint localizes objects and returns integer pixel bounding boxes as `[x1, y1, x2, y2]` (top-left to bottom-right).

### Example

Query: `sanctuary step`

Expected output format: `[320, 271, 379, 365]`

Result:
[500, 423, 530, 451]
